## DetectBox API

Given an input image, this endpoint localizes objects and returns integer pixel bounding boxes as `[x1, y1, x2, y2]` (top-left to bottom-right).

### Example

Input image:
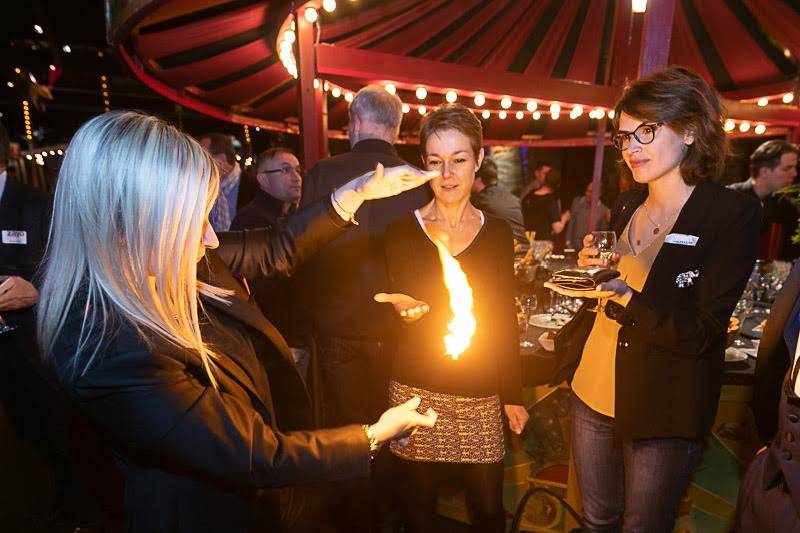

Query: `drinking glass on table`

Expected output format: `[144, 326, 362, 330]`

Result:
[518, 294, 538, 348]
[732, 298, 753, 348]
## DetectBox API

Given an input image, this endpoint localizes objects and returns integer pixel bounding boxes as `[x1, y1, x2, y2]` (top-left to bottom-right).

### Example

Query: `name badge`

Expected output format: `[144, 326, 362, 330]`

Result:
[664, 233, 699, 246]
[1, 230, 27, 245]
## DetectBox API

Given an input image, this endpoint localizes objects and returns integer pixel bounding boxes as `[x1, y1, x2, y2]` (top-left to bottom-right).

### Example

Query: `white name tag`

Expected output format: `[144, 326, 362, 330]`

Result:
[664, 233, 699, 246]
[1, 230, 27, 245]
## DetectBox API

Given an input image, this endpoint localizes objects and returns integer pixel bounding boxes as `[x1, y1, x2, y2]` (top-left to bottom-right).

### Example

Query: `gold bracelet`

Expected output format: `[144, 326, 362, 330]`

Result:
[332, 193, 359, 226]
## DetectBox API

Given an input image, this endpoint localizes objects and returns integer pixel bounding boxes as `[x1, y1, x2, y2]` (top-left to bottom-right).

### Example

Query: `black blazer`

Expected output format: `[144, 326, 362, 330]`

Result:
[50, 200, 371, 533]
[553, 179, 761, 440]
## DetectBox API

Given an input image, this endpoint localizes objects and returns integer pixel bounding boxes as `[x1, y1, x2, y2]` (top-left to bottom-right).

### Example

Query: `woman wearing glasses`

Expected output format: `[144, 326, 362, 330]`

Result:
[546, 67, 760, 531]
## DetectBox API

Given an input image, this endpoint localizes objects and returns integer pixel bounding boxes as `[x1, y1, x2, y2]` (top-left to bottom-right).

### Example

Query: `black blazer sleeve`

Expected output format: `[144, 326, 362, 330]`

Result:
[68, 331, 370, 488]
[754, 262, 800, 443]
[215, 198, 349, 279]
[613, 195, 760, 358]
[495, 222, 524, 404]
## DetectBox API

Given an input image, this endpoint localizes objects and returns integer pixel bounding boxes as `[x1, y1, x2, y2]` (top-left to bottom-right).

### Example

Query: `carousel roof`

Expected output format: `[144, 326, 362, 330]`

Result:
[108, 0, 800, 143]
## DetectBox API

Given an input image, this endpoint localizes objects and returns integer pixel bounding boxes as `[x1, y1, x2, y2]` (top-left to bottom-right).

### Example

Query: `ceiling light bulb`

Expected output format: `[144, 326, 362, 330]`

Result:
[757, 97, 768, 107]
[783, 92, 794, 104]
[415, 87, 427, 100]
[284, 30, 296, 44]
[33, 24, 43, 34]
[739, 121, 751, 133]
[402, 103, 410, 113]
[516, 111, 524, 120]
[500, 97, 512, 109]
[323, 0, 337, 13]
[62, 44, 71, 53]
[481, 110, 490, 119]
[608, 110, 615, 119]
[499, 111, 507, 119]
[445, 90, 457, 103]
[754, 124, 767, 135]
[526, 100, 537, 112]
[345, 92, 354, 102]
[304, 7, 319, 22]
[474, 94, 485, 106]
[632, 0, 647, 13]
[533, 111, 541, 120]
[418, 105, 426, 115]
[384, 83, 396, 95]
[723, 119, 736, 132]
[331, 87, 341, 97]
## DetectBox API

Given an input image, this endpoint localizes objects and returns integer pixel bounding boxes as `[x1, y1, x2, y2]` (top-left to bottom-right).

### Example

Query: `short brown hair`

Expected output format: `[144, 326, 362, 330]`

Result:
[199, 132, 236, 165]
[419, 104, 483, 159]
[613, 66, 727, 184]
[476, 157, 498, 185]
[256, 147, 296, 173]
[750, 139, 799, 178]
[0, 121, 9, 168]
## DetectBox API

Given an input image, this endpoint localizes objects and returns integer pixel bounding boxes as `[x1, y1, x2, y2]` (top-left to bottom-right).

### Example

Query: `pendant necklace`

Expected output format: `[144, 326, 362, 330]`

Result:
[636, 202, 678, 247]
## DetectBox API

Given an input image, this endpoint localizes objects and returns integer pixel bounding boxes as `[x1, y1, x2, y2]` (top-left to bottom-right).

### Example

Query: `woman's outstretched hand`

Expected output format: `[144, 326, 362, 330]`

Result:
[369, 396, 438, 445]
[374, 292, 430, 322]
[355, 163, 439, 201]
[504, 404, 529, 435]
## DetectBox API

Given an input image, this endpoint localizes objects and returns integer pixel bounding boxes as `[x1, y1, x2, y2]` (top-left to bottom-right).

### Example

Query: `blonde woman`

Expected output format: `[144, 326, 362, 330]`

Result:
[37, 111, 438, 533]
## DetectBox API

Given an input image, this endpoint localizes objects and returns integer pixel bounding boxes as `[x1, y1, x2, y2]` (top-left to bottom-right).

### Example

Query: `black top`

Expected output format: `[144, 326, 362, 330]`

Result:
[384, 213, 522, 404]
[521, 191, 561, 239]
[299, 139, 431, 339]
[728, 179, 797, 233]
[230, 190, 308, 347]
[552, 179, 761, 439]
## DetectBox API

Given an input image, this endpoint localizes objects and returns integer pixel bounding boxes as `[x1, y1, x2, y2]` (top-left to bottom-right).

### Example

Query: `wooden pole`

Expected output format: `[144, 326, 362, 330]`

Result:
[296, 9, 327, 170]
[588, 119, 607, 233]
[637, 0, 677, 77]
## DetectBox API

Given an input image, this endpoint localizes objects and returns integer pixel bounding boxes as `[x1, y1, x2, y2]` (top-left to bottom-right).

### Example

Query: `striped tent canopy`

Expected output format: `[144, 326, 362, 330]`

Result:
[109, 0, 800, 143]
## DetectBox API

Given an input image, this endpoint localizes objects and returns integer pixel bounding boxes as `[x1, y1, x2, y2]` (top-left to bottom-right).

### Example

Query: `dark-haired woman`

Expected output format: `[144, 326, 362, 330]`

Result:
[521, 168, 570, 240]
[376, 104, 528, 532]
[546, 67, 761, 532]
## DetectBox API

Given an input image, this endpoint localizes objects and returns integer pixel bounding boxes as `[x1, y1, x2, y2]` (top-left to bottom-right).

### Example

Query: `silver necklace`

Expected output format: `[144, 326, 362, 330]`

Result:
[636, 202, 679, 246]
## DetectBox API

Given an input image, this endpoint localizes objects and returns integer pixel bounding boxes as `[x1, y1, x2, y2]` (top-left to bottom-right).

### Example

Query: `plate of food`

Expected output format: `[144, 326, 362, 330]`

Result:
[724, 347, 748, 363]
[529, 313, 571, 329]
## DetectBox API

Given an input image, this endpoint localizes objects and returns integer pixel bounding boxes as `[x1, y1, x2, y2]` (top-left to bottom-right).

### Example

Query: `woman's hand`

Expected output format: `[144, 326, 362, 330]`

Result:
[0, 276, 38, 311]
[369, 396, 438, 445]
[354, 164, 439, 201]
[504, 404, 529, 435]
[332, 164, 438, 223]
[577, 233, 619, 269]
[374, 292, 430, 322]
[544, 277, 631, 304]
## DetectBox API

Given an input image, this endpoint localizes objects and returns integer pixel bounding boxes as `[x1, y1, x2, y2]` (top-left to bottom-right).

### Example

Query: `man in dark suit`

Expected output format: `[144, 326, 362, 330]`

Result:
[736, 262, 800, 530]
[231, 147, 310, 381]
[199, 132, 257, 231]
[300, 84, 431, 531]
[470, 157, 526, 244]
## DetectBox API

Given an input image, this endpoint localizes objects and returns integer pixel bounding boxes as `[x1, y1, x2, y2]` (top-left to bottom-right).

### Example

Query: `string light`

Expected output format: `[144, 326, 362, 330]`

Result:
[500, 97, 512, 109]
[49, 64, 56, 71]
[608, 110, 615, 119]
[415, 87, 427, 100]
[783, 92, 795, 104]
[331, 86, 341, 97]
[62, 44, 71, 53]
[243, 124, 251, 145]
[757, 97, 768, 107]
[6, 82, 13, 88]
[570, 105, 584, 119]
[345, 92, 354, 102]
[474, 94, 485, 106]
[632, 0, 647, 13]
[323, 0, 337, 13]
[481, 110, 490, 119]
[313, 79, 320, 89]
[14, 67, 21, 74]
[498, 110, 507, 119]
[754, 124, 767, 135]
[28, 73, 37, 84]
[724, 119, 736, 132]
[100, 75, 110, 112]
[283, 30, 296, 44]
[22, 100, 32, 141]
[739, 121, 751, 133]
[402, 103, 410, 113]
[533, 111, 541, 120]
[384, 83, 396, 95]
[445, 90, 457, 103]
[418, 105, 426, 115]
[255, 126, 260, 131]
[323, 81, 330, 91]
[515, 110, 524, 120]
[33, 24, 43, 34]
[304, 7, 319, 22]
[526, 100, 537, 112]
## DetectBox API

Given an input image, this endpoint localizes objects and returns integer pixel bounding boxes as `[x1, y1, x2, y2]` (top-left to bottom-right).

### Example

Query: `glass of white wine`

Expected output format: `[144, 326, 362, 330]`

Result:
[591, 231, 617, 269]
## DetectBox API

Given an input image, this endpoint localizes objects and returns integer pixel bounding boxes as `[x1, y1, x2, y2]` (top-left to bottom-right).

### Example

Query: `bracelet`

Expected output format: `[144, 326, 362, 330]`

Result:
[362, 424, 381, 460]
[332, 192, 359, 226]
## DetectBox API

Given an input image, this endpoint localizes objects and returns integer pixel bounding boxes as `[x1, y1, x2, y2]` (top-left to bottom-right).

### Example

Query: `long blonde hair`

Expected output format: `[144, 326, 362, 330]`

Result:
[38, 111, 227, 385]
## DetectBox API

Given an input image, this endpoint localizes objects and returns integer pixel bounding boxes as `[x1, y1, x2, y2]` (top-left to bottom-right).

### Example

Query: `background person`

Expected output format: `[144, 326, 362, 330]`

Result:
[546, 67, 760, 532]
[376, 104, 528, 533]
[565, 181, 610, 250]
[520, 167, 570, 240]
[37, 111, 438, 533]
[198, 132, 257, 231]
[470, 156, 526, 244]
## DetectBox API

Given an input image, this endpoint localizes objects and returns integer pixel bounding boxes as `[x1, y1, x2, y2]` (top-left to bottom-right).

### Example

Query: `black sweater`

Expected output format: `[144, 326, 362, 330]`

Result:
[384, 213, 523, 404]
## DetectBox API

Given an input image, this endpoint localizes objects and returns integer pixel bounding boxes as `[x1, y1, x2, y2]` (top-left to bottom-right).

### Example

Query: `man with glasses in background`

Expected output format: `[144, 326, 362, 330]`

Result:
[231, 148, 310, 380]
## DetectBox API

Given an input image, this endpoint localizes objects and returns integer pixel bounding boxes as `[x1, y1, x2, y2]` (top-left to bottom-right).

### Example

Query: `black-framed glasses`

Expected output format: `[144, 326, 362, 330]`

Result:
[262, 165, 303, 176]
[612, 122, 664, 150]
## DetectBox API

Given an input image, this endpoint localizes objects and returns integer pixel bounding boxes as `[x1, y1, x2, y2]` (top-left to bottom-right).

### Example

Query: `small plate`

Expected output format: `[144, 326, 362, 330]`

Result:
[538, 331, 555, 352]
[529, 313, 571, 329]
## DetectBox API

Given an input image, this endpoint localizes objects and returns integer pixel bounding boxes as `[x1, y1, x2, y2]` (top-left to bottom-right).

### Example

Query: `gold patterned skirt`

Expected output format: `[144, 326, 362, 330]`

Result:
[389, 380, 504, 464]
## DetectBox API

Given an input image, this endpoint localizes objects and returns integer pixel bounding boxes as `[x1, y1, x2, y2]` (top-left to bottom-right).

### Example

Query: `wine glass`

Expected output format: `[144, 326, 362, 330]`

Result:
[518, 294, 538, 348]
[591, 231, 617, 269]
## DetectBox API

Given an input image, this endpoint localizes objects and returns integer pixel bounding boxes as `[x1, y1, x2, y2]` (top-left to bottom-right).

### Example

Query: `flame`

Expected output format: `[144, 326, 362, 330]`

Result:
[433, 239, 476, 360]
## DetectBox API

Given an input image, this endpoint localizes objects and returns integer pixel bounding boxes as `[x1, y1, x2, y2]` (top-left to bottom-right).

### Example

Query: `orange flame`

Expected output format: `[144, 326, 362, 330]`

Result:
[433, 239, 476, 360]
